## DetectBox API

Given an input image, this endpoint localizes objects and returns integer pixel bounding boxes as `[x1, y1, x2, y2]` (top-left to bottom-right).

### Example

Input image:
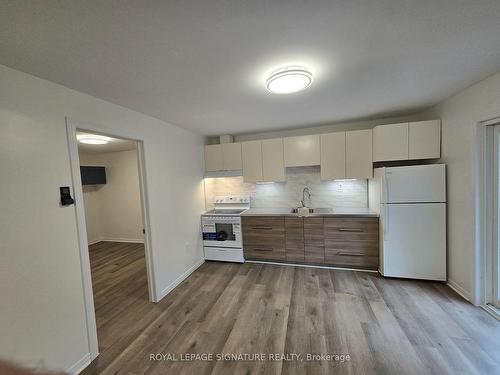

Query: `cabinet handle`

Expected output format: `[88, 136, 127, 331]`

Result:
[337, 251, 364, 256]
[252, 247, 273, 252]
[337, 228, 363, 232]
[252, 226, 273, 230]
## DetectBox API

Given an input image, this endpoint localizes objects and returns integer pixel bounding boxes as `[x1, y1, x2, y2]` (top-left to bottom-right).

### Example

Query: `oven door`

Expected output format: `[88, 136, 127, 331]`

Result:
[202, 217, 242, 248]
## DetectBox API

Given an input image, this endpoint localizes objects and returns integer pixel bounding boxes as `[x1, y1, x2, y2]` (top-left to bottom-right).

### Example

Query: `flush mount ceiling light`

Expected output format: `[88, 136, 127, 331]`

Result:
[77, 135, 111, 145]
[266, 66, 312, 94]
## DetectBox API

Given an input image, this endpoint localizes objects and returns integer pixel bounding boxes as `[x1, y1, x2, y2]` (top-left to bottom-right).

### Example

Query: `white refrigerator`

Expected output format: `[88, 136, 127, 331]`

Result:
[369, 164, 446, 281]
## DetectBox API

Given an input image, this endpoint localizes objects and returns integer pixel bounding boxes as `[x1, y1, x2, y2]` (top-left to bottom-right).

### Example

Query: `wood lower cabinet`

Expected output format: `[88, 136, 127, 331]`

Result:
[304, 217, 325, 263]
[285, 217, 304, 262]
[243, 215, 379, 269]
[324, 217, 379, 270]
[242, 216, 285, 261]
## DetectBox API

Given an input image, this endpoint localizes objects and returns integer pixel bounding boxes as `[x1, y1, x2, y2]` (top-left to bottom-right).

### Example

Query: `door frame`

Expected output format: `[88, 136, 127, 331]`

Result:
[476, 116, 500, 313]
[66, 117, 158, 360]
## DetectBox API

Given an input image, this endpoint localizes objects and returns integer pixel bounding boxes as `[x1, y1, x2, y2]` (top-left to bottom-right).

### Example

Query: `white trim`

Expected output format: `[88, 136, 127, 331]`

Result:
[67, 353, 92, 374]
[65, 117, 158, 366]
[65, 120, 99, 360]
[136, 140, 158, 302]
[447, 279, 472, 302]
[244, 260, 379, 273]
[475, 116, 500, 306]
[481, 304, 500, 322]
[158, 258, 205, 300]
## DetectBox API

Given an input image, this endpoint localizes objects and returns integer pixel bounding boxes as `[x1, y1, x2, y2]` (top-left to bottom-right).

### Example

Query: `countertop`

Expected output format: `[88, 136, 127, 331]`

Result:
[241, 207, 379, 218]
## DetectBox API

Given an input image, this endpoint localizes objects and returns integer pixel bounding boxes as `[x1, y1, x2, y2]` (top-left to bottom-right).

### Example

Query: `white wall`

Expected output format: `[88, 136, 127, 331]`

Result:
[80, 150, 144, 244]
[420, 70, 500, 302]
[205, 166, 367, 210]
[0, 65, 205, 372]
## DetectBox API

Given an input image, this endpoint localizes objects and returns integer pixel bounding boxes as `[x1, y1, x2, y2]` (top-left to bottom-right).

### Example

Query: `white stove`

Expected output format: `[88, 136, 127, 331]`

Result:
[201, 195, 250, 263]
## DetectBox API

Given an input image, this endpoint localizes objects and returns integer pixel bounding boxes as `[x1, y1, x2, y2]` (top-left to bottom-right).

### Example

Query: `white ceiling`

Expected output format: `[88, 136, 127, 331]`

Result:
[1, 1, 500, 136]
[77, 131, 136, 154]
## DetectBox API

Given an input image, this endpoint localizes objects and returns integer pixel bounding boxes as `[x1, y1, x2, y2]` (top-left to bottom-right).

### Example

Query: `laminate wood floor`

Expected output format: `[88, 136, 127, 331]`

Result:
[82, 242, 500, 375]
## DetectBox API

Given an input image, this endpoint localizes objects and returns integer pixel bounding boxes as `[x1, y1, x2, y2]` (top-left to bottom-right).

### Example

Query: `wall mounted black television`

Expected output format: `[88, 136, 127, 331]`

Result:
[80, 166, 106, 185]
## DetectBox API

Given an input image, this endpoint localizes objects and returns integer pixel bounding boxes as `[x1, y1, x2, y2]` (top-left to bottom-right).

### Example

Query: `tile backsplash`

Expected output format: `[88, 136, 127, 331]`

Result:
[204, 166, 368, 209]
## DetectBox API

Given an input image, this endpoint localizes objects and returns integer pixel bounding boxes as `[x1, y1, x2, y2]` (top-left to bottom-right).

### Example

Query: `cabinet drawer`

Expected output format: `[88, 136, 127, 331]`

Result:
[244, 245, 285, 261]
[325, 241, 378, 269]
[324, 252, 378, 269]
[243, 216, 285, 228]
[325, 241, 378, 256]
[324, 218, 378, 241]
[242, 216, 285, 246]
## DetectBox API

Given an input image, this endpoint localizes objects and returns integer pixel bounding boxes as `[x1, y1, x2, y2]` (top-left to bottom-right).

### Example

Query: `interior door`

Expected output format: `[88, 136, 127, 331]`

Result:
[383, 203, 446, 280]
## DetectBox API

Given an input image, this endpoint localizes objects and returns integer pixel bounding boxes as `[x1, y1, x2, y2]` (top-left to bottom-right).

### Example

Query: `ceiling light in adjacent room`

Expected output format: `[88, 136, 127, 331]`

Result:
[77, 135, 111, 145]
[266, 66, 312, 94]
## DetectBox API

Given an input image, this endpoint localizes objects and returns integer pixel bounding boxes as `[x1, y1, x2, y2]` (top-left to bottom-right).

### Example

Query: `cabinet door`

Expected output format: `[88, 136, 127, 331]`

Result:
[242, 141, 263, 182]
[320, 132, 345, 180]
[346, 129, 373, 179]
[373, 123, 409, 162]
[285, 217, 304, 262]
[262, 138, 285, 182]
[222, 143, 242, 170]
[304, 217, 325, 264]
[409, 120, 441, 160]
[204, 144, 223, 171]
[284, 135, 321, 167]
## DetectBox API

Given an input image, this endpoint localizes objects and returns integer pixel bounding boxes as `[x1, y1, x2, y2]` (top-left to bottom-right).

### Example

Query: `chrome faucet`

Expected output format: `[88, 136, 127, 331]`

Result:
[301, 187, 311, 207]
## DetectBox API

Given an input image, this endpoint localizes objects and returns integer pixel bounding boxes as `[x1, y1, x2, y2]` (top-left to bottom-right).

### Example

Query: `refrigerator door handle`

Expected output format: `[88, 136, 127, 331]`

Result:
[384, 169, 390, 203]
[384, 204, 389, 239]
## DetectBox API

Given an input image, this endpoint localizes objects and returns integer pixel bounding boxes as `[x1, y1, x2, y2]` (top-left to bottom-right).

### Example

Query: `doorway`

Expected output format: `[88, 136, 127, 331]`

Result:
[66, 119, 156, 361]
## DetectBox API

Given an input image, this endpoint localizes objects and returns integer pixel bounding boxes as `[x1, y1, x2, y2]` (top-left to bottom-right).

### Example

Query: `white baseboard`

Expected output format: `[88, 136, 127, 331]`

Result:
[447, 279, 472, 302]
[88, 237, 145, 245]
[157, 258, 205, 301]
[481, 304, 500, 322]
[67, 352, 92, 374]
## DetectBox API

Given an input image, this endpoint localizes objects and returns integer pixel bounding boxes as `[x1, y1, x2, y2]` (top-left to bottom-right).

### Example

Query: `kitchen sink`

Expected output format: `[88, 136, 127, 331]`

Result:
[290, 207, 333, 214]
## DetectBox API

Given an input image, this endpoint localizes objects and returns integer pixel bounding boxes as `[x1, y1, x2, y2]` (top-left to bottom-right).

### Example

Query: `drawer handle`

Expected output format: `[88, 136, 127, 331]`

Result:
[337, 251, 364, 256]
[252, 226, 273, 230]
[337, 228, 363, 232]
[252, 247, 273, 252]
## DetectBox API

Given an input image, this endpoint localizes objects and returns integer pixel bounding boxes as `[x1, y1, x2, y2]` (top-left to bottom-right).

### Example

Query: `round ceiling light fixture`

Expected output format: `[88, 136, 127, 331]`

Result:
[266, 66, 312, 94]
[77, 135, 111, 145]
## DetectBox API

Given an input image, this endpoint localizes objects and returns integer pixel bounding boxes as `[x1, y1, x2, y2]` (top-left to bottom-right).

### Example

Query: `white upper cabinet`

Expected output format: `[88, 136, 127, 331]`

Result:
[204, 144, 223, 171]
[373, 120, 441, 162]
[242, 140, 263, 183]
[262, 138, 285, 182]
[373, 123, 409, 162]
[409, 120, 441, 160]
[346, 129, 373, 179]
[320, 132, 346, 180]
[222, 143, 242, 170]
[284, 135, 321, 167]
